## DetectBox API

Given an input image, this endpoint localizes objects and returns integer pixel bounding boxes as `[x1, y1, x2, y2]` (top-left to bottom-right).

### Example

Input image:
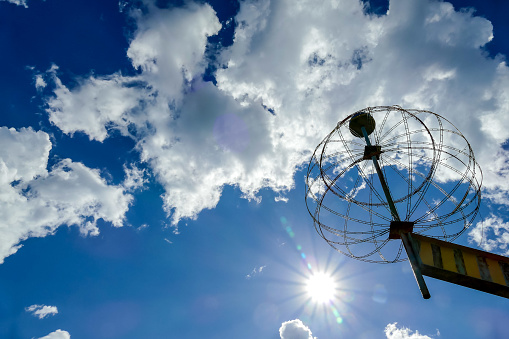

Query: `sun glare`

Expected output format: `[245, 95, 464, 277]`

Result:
[306, 272, 336, 303]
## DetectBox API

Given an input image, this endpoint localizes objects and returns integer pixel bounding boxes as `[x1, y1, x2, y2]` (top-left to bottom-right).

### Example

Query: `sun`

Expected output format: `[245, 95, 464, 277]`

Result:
[306, 272, 337, 303]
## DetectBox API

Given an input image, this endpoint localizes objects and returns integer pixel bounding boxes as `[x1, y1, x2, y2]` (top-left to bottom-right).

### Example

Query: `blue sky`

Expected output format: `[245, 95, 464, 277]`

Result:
[1, 0, 509, 338]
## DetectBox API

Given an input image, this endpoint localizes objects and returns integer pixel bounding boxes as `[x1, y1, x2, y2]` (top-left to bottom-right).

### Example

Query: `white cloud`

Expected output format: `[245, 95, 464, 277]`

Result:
[385, 323, 435, 339]
[275, 195, 288, 203]
[42, 0, 509, 231]
[279, 319, 316, 339]
[25, 304, 58, 319]
[35, 74, 47, 91]
[126, 2, 222, 101]
[46, 69, 147, 142]
[0, 127, 132, 263]
[217, 0, 504, 197]
[123, 164, 148, 191]
[0, 0, 27, 8]
[468, 215, 509, 255]
[0, 127, 50, 183]
[246, 265, 266, 279]
[38, 329, 71, 339]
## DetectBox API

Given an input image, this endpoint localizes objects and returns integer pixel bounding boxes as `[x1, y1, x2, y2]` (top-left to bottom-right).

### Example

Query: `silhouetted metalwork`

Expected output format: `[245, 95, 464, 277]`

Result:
[305, 106, 482, 264]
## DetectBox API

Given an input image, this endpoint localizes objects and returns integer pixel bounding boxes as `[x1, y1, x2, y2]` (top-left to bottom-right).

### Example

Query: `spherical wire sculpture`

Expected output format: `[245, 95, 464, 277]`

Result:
[305, 106, 482, 264]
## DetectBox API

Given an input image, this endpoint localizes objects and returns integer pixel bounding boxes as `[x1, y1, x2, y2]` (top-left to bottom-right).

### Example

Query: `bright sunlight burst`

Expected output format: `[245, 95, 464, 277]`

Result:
[306, 272, 336, 303]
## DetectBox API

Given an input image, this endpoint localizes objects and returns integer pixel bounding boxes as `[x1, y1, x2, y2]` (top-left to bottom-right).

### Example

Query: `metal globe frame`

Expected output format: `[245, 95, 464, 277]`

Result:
[305, 106, 482, 265]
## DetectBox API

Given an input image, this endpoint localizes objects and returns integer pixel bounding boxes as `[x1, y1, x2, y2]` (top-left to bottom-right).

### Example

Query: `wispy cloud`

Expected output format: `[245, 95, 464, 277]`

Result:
[0, 0, 28, 8]
[25, 304, 58, 319]
[123, 164, 148, 192]
[35, 74, 47, 91]
[246, 265, 266, 279]
[275, 195, 289, 203]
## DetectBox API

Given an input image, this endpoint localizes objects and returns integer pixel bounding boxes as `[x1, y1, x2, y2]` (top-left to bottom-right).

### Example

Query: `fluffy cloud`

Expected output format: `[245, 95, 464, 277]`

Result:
[385, 323, 435, 339]
[216, 0, 508, 215]
[46, 67, 147, 142]
[279, 319, 316, 339]
[0, 0, 27, 8]
[42, 0, 509, 232]
[38, 329, 71, 339]
[0, 127, 132, 263]
[25, 304, 58, 319]
[468, 215, 509, 255]
[126, 1, 222, 101]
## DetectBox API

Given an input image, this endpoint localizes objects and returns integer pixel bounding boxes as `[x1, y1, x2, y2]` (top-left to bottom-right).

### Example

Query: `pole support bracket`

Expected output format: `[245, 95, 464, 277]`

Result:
[389, 221, 415, 239]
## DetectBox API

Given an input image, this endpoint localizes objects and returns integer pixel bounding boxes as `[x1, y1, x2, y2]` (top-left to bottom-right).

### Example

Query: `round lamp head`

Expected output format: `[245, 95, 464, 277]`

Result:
[349, 112, 376, 138]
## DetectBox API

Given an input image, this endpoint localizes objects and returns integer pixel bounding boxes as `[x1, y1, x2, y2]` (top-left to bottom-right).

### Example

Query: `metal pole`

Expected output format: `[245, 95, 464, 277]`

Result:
[360, 127, 400, 222]
[401, 232, 430, 299]
[361, 126, 430, 299]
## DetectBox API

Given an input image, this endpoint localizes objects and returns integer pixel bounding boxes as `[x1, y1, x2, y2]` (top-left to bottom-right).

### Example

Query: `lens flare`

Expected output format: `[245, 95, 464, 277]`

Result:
[306, 272, 336, 303]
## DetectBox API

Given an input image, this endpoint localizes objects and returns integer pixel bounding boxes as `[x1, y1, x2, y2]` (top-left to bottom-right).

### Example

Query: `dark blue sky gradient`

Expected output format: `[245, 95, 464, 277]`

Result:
[1, 1, 509, 338]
